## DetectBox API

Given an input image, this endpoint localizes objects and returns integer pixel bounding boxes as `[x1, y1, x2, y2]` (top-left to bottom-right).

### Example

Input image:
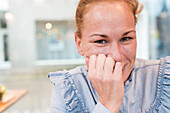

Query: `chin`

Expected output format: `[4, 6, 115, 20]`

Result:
[85, 61, 89, 70]
[122, 64, 134, 82]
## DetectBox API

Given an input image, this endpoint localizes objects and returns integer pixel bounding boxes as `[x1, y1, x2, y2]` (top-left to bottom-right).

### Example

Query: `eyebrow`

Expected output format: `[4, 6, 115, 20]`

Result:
[122, 30, 136, 36]
[90, 34, 108, 38]
[90, 30, 136, 38]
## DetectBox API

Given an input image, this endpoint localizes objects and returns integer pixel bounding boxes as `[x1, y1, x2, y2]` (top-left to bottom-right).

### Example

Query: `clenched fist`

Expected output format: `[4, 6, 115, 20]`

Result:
[88, 54, 124, 113]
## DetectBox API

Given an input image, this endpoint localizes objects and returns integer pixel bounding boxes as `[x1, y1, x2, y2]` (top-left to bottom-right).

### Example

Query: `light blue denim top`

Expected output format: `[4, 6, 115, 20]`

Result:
[48, 56, 170, 113]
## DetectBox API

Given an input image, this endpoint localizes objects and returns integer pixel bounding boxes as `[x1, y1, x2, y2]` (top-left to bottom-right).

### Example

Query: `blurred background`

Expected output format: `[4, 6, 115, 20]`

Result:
[0, 0, 170, 113]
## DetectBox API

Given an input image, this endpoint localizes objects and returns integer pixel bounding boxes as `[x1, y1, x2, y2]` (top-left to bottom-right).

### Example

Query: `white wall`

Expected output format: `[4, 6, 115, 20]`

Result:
[0, 0, 9, 11]
[136, 8, 149, 59]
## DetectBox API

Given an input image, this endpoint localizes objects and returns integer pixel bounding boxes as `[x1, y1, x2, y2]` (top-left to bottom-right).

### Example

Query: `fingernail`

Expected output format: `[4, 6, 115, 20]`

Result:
[116, 62, 122, 66]
[91, 55, 96, 58]
[107, 54, 112, 57]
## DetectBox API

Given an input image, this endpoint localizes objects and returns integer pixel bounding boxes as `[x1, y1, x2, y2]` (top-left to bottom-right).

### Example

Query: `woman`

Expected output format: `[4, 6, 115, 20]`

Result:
[48, 0, 170, 112]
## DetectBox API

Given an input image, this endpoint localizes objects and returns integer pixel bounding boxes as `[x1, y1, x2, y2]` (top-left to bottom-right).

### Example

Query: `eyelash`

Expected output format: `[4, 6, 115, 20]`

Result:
[93, 37, 133, 44]
[94, 40, 108, 44]
[120, 37, 133, 42]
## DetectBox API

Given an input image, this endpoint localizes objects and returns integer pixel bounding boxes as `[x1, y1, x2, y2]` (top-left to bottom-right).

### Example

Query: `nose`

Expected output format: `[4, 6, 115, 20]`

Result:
[107, 43, 123, 62]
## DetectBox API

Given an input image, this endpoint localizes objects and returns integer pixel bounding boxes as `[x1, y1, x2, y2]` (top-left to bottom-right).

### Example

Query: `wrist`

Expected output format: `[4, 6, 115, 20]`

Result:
[99, 99, 122, 113]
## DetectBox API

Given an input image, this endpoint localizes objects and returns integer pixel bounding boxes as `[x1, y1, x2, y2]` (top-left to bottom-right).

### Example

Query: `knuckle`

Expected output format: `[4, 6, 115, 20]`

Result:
[103, 77, 112, 83]
[96, 71, 103, 77]
[93, 74, 103, 81]
[112, 76, 122, 83]
[98, 54, 106, 59]
[96, 78, 103, 83]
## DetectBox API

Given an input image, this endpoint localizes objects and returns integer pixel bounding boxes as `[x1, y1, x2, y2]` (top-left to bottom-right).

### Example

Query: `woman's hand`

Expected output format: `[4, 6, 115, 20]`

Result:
[88, 54, 124, 113]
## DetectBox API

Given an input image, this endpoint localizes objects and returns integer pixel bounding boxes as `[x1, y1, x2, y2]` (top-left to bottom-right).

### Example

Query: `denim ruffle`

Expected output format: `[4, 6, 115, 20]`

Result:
[48, 70, 89, 113]
[145, 56, 170, 112]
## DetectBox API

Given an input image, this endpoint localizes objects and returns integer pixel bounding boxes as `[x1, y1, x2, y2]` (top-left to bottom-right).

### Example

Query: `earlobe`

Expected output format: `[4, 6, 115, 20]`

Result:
[75, 34, 84, 56]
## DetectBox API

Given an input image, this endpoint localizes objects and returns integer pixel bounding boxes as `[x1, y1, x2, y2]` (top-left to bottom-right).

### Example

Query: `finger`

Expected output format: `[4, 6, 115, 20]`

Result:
[113, 62, 123, 80]
[104, 56, 115, 76]
[96, 54, 106, 74]
[88, 55, 97, 75]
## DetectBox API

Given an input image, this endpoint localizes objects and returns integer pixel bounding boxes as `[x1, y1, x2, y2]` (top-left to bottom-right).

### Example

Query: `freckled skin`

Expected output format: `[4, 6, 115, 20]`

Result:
[76, 1, 137, 82]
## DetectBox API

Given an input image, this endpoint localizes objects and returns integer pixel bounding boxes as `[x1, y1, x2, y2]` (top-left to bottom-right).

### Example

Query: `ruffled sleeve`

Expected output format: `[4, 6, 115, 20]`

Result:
[48, 70, 89, 113]
[159, 56, 170, 112]
[146, 56, 170, 112]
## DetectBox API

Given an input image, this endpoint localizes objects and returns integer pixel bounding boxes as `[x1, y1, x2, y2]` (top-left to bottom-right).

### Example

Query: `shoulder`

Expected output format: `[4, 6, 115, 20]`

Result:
[134, 56, 170, 79]
[48, 65, 87, 85]
[134, 56, 170, 112]
[133, 58, 162, 81]
[133, 58, 161, 83]
[48, 65, 91, 112]
[135, 58, 161, 70]
[135, 56, 170, 70]
[48, 65, 88, 98]
[48, 65, 87, 77]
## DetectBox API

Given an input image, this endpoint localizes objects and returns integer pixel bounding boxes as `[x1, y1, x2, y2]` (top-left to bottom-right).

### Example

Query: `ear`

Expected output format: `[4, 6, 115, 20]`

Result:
[75, 33, 84, 56]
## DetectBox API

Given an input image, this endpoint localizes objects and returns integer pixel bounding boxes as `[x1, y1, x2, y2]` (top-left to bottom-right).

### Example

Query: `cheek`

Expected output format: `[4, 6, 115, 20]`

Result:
[83, 44, 95, 67]
[83, 44, 108, 67]
[122, 43, 137, 82]
[123, 42, 137, 59]
[130, 42, 137, 58]
[84, 45, 109, 56]
[84, 46, 99, 68]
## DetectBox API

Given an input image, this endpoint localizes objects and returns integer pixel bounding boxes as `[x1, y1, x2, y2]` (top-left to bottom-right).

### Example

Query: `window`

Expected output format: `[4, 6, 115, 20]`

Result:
[140, 0, 170, 59]
[36, 20, 83, 60]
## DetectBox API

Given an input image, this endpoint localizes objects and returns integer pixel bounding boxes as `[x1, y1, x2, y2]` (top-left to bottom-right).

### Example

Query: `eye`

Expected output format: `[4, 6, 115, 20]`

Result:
[94, 40, 108, 44]
[120, 37, 133, 42]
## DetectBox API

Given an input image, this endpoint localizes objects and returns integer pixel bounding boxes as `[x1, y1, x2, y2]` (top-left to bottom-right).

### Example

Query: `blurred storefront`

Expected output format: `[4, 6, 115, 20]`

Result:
[156, 0, 170, 59]
[0, 0, 170, 73]
[0, 0, 84, 73]
[147, 0, 170, 59]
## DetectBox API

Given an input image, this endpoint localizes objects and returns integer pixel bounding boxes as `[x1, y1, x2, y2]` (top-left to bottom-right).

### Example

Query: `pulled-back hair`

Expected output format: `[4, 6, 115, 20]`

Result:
[75, 0, 143, 38]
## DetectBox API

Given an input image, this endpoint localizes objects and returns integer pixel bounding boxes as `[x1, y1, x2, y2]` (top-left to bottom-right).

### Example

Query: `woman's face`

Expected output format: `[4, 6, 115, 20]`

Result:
[75, 1, 137, 82]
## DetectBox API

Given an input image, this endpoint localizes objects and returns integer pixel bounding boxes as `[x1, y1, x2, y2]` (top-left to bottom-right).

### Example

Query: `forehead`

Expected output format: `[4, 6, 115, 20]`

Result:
[82, 1, 135, 32]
